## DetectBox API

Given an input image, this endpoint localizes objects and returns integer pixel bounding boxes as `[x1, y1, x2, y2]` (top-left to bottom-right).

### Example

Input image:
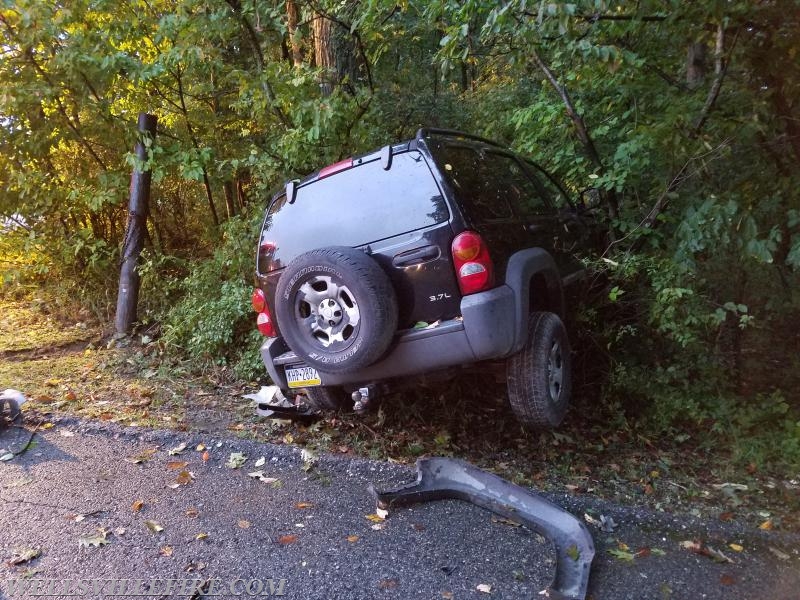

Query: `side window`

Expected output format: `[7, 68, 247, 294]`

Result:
[524, 161, 572, 209]
[493, 154, 553, 216]
[434, 145, 514, 221]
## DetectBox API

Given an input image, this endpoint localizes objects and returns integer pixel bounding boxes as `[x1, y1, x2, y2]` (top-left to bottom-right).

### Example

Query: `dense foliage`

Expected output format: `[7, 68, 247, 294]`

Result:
[2, 0, 799, 469]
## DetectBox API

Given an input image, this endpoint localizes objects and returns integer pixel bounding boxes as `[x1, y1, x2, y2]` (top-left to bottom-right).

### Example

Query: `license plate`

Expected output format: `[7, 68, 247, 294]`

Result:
[285, 365, 321, 388]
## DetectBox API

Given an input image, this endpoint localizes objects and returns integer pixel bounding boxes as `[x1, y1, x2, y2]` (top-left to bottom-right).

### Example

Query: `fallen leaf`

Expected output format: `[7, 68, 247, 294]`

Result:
[617, 541, 630, 551]
[759, 520, 773, 531]
[492, 516, 522, 527]
[226, 452, 247, 469]
[366, 514, 385, 523]
[195, 533, 208, 540]
[78, 531, 109, 548]
[66, 513, 86, 522]
[186, 507, 199, 518]
[168, 443, 187, 456]
[277, 534, 297, 545]
[175, 470, 193, 485]
[166, 460, 189, 470]
[636, 547, 652, 558]
[132, 500, 144, 513]
[295, 502, 314, 509]
[144, 520, 164, 533]
[196, 444, 206, 452]
[127, 448, 156, 464]
[566, 545, 581, 561]
[8, 548, 40, 566]
[238, 520, 251, 529]
[41, 423, 55, 430]
[346, 535, 359, 543]
[254, 457, 266, 467]
[379, 579, 399, 590]
[729, 543, 744, 553]
[283, 433, 294, 445]
[64, 391, 77, 402]
[476, 583, 492, 594]
[769, 547, 790, 561]
[608, 548, 635, 561]
[680, 540, 733, 563]
[719, 512, 735, 522]
[159, 546, 173, 557]
[300, 448, 317, 472]
[202, 450, 210, 462]
[185, 561, 207, 573]
[720, 574, 736, 586]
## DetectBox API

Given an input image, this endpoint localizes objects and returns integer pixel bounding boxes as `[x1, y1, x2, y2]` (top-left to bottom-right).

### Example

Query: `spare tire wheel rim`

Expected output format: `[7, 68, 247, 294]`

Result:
[547, 340, 563, 401]
[294, 275, 361, 350]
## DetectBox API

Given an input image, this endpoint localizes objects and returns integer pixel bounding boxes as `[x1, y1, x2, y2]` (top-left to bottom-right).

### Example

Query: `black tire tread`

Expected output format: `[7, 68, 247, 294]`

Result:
[275, 246, 398, 374]
[506, 311, 572, 429]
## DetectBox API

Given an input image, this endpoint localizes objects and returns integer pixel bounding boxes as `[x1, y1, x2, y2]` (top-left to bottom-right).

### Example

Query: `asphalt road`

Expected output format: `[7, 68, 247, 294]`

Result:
[1, 418, 798, 600]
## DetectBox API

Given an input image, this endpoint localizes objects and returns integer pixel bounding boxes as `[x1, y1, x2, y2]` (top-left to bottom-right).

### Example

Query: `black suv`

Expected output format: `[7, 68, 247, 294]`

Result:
[252, 129, 598, 428]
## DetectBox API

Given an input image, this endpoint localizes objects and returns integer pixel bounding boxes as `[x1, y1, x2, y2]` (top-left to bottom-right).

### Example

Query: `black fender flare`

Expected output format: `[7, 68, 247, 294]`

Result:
[505, 248, 564, 354]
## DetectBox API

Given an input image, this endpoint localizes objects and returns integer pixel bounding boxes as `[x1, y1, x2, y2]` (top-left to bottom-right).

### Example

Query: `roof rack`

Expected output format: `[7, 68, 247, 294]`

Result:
[415, 128, 504, 148]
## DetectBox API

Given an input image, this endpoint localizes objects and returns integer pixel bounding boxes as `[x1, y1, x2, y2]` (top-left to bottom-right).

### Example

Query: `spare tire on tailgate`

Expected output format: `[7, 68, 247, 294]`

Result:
[275, 247, 398, 374]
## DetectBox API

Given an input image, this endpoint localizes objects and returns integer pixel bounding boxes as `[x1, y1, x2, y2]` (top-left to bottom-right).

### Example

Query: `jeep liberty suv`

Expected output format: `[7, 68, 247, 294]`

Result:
[252, 128, 598, 428]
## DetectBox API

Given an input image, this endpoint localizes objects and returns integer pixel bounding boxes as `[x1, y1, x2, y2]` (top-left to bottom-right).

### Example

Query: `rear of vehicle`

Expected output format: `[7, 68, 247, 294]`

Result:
[253, 136, 513, 394]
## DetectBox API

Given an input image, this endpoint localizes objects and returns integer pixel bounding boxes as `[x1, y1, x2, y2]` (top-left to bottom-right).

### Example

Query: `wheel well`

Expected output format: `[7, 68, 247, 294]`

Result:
[529, 273, 557, 315]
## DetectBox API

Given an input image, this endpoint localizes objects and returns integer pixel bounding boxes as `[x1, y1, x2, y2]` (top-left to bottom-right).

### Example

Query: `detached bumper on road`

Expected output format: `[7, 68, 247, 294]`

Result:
[369, 457, 595, 600]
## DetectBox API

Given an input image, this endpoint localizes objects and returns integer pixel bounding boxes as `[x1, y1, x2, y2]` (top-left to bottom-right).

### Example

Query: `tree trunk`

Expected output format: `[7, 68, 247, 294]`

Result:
[286, 0, 303, 67]
[686, 41, 707, 89]
[223, 180, 237, 219]
[115, 113, 157, 335]
[313, 14, 336, 95]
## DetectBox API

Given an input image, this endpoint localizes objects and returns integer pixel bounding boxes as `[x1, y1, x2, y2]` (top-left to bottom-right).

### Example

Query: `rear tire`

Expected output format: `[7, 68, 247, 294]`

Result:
[304, 386, 350, 411]
[506, 311, 572, 428]
[275, 247, 398, 374]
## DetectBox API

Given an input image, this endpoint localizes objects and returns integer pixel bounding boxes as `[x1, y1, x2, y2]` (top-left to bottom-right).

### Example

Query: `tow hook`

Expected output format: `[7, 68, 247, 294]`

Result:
[351, 386, 374, 413]
[368, 457, 595, 600]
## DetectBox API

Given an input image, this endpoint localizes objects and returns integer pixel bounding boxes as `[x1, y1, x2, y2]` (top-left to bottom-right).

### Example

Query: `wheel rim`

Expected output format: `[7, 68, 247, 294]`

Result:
[294, 275, 360, 350]
[547, 340, 564, 400]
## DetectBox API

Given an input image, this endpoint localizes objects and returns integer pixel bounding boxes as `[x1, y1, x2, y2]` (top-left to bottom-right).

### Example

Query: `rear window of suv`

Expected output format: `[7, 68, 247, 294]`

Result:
[259, 151, 448, 273]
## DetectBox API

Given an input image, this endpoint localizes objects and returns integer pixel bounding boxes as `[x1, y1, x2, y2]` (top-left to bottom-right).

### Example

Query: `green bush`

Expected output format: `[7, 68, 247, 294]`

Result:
[160, 210, 265, 379]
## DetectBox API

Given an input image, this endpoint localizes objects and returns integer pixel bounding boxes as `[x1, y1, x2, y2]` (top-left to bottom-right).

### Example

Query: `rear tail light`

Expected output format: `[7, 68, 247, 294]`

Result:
[251, 288, 266, 313]
[451, 231, 494, 295]
[252, 288, 276, 337]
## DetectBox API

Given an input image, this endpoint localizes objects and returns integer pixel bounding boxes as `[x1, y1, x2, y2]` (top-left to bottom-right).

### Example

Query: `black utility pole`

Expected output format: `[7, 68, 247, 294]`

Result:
[115, 113, 157, 334]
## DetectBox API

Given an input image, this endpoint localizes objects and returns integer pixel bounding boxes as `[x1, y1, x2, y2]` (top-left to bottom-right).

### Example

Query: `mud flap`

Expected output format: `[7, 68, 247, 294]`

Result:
[368, 457, 594, 600]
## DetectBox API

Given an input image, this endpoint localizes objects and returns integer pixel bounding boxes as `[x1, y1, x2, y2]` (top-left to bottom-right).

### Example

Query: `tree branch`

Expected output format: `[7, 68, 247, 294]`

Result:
[692, 24, 739, 137]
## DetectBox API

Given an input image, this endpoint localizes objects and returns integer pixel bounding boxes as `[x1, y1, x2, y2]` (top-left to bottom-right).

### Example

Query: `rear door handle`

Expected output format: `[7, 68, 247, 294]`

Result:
[393, 245, 440, 267]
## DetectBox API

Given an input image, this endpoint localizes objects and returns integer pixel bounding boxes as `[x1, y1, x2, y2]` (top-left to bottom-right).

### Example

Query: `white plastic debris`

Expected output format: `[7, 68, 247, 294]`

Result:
[1, 389, 27, 408]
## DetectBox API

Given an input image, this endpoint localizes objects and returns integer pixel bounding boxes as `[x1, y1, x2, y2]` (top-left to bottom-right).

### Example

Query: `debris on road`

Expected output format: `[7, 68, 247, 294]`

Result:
[369, 457, 595, 600]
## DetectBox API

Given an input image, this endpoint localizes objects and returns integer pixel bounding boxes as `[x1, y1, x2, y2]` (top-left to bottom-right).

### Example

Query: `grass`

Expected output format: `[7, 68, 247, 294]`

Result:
[0, 301, 96, 354]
